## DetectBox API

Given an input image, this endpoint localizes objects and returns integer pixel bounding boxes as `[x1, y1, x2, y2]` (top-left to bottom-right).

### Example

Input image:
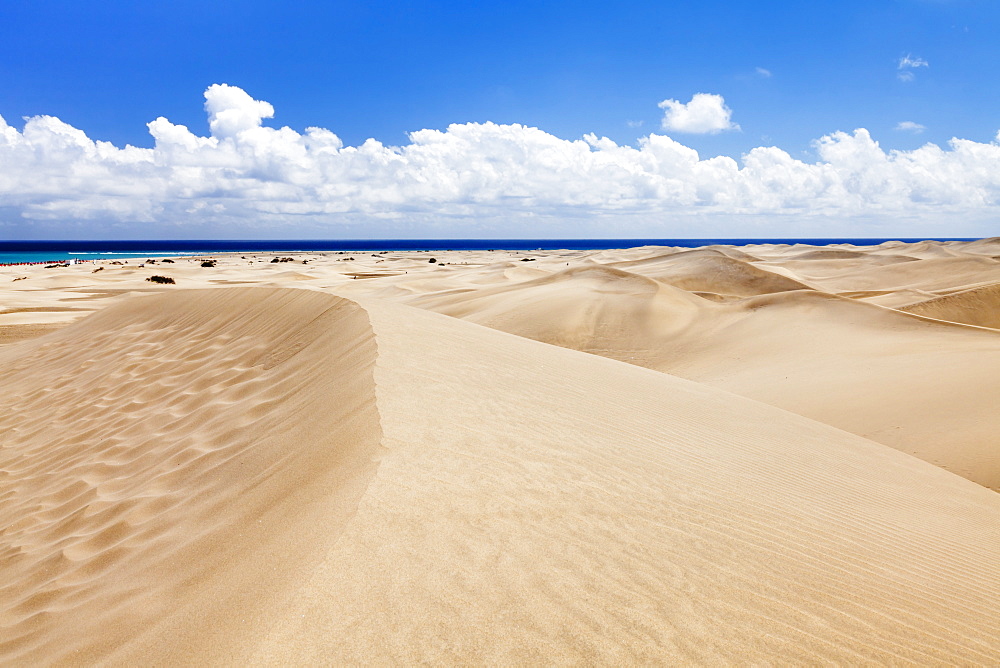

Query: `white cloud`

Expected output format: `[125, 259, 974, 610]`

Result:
[898, 54, 929, 82]
[898, 54, 929, 69]
[755, 67, 772, 78]
[895, 121, 926, 133]
[1, 85, 999, 236]
[658, 93, 740, 134]
[204, 83, 275, 138]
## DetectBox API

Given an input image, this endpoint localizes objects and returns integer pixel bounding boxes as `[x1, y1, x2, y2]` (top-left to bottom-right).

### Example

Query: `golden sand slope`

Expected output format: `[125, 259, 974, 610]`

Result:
[393, 263, 1000, 489]
[0, 289, 381, 662]
[406, 264, 707, 361]
[607, 248, 813, 296]
[2, 287, 1000, 664]
[900, 282, 1000, 329]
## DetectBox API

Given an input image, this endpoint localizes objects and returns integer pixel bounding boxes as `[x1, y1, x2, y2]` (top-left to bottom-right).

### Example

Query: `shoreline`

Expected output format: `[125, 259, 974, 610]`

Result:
[0, 236, 988, 266]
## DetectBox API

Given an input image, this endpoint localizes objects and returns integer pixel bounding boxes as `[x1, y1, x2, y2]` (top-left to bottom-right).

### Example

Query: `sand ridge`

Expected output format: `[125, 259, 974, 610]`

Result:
[607, 248, 814, 296]
[350, 257, 1000, 488]
[330, 239, 1000, 489]
[0, 288, 382, 662]
[900, 281, 1000, 329]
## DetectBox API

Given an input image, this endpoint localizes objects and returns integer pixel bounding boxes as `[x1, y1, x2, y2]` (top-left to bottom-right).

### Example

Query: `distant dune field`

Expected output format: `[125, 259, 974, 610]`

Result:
[2, 240, 999, 663]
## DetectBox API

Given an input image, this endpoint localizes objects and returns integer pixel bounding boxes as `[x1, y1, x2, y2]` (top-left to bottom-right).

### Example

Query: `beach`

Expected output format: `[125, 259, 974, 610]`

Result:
[2, 239, 999, 663]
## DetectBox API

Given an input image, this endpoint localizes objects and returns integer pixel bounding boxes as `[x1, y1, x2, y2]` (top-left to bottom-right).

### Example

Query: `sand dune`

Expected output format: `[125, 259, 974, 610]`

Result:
[783, 254, 1000, 294]
[0, 289, 382, 662]
[407, 264, 706, 366]
[785, 248, 870, 260]
[389, 265, 1000, 489]
[900, 281, 1000, 329]
[609, 248, 812, 296]
[2, 287, 999, 664]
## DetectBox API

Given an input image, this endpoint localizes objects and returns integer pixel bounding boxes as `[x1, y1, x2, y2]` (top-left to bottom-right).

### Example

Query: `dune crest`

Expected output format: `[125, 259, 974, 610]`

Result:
[609, 249, 812, 296]
[900, 282, 1000, 329]
[0, 288, 381, 663]
[407, 264, 706, 367]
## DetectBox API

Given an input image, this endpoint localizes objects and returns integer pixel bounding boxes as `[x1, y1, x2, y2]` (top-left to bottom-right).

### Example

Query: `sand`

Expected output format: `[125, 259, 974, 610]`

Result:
[1, 241, 999, 663]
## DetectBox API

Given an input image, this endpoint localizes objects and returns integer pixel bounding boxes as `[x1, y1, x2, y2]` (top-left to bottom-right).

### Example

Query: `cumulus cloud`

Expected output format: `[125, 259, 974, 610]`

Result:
[0, 85, 999, 236]
[895, 121, 926, 133]
[898, 54, 929, 82]
[204, 83, 275, 138]
[658, 93, 740, 134]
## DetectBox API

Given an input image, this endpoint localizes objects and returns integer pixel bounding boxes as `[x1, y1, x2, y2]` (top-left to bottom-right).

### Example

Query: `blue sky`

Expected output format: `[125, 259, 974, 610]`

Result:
[1, 0, 998, 238]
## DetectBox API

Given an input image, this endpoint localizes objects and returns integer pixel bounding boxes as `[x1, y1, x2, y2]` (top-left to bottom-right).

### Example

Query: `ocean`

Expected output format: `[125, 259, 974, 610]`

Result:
[0, 238, 980, 266]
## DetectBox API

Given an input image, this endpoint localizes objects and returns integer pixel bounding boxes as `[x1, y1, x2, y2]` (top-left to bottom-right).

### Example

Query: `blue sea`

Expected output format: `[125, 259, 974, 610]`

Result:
[0, 238, 981, 266]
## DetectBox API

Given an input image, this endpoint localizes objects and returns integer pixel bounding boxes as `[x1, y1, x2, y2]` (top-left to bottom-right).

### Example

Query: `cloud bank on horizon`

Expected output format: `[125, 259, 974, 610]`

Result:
[1, 84, 999, 237]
